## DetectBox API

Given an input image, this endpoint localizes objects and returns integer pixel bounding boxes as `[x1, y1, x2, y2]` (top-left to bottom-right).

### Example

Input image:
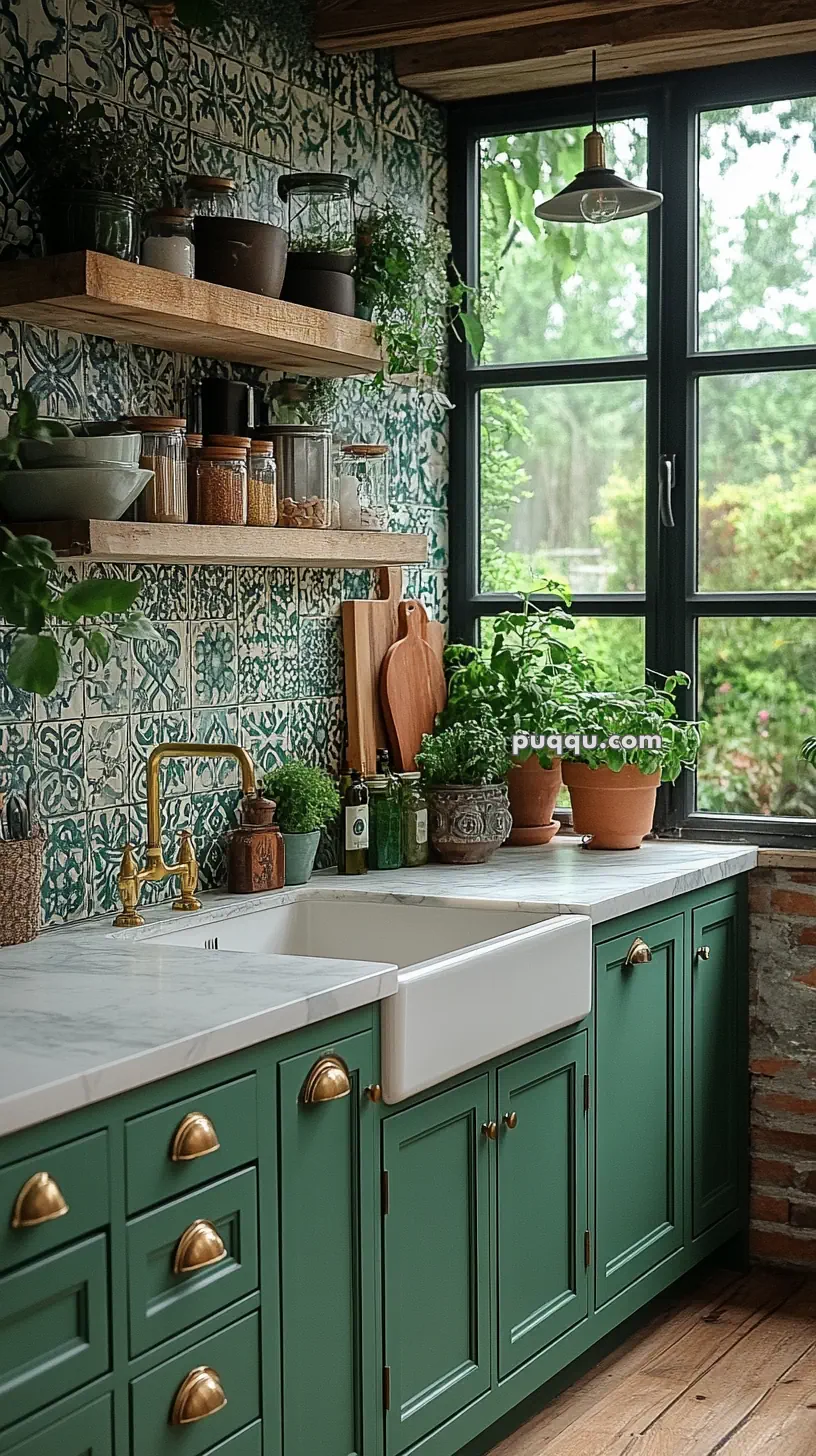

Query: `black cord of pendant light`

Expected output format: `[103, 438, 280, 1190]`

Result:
[591, 48, 598, 131]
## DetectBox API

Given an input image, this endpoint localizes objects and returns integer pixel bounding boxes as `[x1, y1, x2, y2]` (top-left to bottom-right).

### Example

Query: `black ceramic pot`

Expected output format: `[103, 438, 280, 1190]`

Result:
[42, 188, 139, 261]
[281, 259, 356, 316]
[193, 217, 288, 297]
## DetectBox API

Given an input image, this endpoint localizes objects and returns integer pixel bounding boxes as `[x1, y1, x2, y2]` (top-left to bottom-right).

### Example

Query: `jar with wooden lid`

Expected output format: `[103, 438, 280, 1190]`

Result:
[131, 416, 188, 524]
[197, 446, 248, 525]
[142, 208, 194, 278]
[186, 432, 203, 522]
[185, 175, 239, 218]
[337, 443, 389, 531]
[248, 441, 278, 526]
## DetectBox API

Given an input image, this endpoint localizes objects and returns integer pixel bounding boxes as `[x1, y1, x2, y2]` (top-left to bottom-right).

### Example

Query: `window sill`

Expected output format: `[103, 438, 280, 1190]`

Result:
[756, 849, 816, 870]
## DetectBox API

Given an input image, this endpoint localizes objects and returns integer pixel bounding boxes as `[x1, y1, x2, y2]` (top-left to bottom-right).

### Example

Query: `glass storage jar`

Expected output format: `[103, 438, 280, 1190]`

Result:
[277, 173, 355, 258]
[248, 441, 278, 526]
[268, 425, 332, 529]
[131, 416, 188, 524]
[337, 443, 389, 531]
[197, 446, 248, 525]
[398, 772, 429, 867]
[185, 174, 239, 218]
[186, 432, 203, 521]
[141, 208, 195, 278]
[365, 774, 402, 870]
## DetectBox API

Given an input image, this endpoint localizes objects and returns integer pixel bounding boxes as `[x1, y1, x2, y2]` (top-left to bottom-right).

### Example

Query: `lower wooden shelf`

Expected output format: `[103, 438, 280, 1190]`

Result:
[11, 519, 428, 568]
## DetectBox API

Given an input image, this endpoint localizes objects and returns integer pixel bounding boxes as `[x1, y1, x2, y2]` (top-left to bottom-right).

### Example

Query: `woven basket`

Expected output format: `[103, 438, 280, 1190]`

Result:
[0, 829, 44, 947]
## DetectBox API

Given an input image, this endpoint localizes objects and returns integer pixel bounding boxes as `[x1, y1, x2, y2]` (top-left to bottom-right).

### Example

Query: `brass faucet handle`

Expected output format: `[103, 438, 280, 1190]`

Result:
[113, 842, 146, 929]
[173, 829, 202, 913]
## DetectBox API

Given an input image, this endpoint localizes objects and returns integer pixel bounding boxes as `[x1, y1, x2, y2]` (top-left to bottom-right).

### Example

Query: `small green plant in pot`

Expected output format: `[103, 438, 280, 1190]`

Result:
[557, 674, 702, 850]
[262, 761, 341, 885]
[415, 721, 512, 865]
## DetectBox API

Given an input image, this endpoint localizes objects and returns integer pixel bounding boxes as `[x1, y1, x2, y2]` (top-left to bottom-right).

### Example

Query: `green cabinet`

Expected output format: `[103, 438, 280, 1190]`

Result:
[130, 1311, 260, 1456]
[278, 1030, 378, 1456]
[382, 1077, 491, 1456]
[690, 892, 743, 1238]
[497, 1034, 588, 1379]
[594, 913, 685, 1308]
[5, 1396, 112, 1456]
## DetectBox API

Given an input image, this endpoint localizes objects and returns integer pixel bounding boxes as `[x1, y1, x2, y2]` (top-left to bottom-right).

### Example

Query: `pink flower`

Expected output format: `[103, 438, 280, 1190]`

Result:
[757, 709, 770, 723]
[718, 682, 732, 695]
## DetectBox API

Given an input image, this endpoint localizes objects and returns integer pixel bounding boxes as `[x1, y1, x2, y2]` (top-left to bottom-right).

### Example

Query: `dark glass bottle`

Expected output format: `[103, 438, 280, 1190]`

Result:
[339, 771, 369, 875]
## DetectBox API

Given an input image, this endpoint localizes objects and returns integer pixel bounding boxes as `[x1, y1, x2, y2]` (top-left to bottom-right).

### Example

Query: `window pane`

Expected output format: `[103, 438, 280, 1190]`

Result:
[697, 617, 816, 817]
[479, 381, 645, 595]
[698, 98, 816, 351]
[698, 372, 816, 591]
[480, 120, 648, 365]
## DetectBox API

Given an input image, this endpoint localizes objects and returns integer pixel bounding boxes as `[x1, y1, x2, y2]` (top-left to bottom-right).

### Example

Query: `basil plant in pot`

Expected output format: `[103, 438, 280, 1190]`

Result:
[439, 588, 593, 846]
[415, 721, 512, 865]
[557, 675, 702, 850]
[262, 761, 341, 886]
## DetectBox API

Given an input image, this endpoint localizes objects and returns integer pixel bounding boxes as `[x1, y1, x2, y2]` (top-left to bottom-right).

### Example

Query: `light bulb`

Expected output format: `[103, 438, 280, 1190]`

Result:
[580, 189, 620, 224]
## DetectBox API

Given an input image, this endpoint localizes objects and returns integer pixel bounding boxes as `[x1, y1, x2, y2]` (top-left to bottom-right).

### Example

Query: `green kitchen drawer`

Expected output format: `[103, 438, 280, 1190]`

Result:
[125, 1075, 257, 1214]
[0, 1131, 108, 1274]
[198, 1424, 261, 1456]
[127, 1167, 259, 1356]
[5, 1395, 112, 1456]
[130, 1311, 260, 1456]
[0, 1235, 109, 1431]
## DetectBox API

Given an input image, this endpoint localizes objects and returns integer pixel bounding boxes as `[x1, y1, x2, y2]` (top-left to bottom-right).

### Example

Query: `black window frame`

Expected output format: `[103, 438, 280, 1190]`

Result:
[448, 53, 816, 850]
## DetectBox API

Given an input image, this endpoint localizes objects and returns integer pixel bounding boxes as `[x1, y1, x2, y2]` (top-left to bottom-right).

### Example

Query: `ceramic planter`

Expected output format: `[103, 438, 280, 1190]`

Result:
[282, 829, 321, 885]
[42, 188, 138, 261]
[193, 218, 287, 297]
[562, 762, 661, 850]
[505, 755, 562, 846]
[427, 783, 512, 865]
[281, 252, 356, 316]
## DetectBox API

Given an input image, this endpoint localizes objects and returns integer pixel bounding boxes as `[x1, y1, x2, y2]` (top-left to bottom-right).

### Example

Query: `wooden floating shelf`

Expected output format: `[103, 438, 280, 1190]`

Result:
[12, 520, 428, 569]
[0, 252, 384, 378]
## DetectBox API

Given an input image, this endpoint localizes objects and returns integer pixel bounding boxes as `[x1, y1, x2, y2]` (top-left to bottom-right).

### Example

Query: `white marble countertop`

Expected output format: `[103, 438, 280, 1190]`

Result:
[0, 836, 756, 1138]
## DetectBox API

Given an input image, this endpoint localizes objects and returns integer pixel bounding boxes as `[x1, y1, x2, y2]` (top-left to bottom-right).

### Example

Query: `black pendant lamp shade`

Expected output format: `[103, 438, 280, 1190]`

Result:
[535, 53, 663, 225]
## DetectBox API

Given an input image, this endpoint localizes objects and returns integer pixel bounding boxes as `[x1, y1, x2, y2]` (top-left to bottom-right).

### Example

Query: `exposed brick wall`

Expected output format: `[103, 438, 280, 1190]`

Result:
[750, 865, 816, 1267]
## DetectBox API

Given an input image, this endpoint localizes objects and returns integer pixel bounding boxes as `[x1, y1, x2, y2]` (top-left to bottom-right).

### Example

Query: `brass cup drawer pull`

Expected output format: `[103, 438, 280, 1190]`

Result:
[624, 937, 652, 967]
[502, 1111, 518, 1130]
[482, 1121, 498, 1141]
[170, 1366, 227, 1425]
[696, 945, 711, 961]
[11, 1171, 69, 1229]
[301, 1055, 351, 1105]
[170, 1111, 221, 1162]
[173, 1219, 228, 1276]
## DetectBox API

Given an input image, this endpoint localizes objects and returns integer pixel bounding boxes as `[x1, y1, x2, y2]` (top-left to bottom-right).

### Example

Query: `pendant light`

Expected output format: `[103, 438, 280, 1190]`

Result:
[535, 51, 663, 225]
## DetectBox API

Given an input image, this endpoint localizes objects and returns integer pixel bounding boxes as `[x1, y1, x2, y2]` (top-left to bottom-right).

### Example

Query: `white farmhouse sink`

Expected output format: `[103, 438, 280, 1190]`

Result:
[145, 897, 593, 1102]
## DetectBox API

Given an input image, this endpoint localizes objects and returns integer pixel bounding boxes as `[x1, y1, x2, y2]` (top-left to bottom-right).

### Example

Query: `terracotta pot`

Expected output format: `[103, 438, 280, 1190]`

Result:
[427, 783, 512, 865]
[562, 762, 661, 851]
[505, 755, 562, 847]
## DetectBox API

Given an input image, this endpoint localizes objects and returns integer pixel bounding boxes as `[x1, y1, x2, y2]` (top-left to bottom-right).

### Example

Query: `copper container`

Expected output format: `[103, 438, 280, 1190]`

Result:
[228, 789, 284, 893]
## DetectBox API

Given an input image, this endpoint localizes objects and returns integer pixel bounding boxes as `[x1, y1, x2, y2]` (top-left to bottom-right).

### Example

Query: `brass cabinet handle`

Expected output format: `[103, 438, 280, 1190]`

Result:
[364, 1083, 383, 1102]
[301, 1055, 351, 1105]
[11, 1171, 69, 1229]
[624, 937, 652, 967]
[696, 945, 711, 961]
[482, 1121, 498, 1141]
[170, 1112, 220, 1163]
[502, 1112, 518, 1130]
[173, 1219, 228, 1276]
[170, 1366, 227, 1425]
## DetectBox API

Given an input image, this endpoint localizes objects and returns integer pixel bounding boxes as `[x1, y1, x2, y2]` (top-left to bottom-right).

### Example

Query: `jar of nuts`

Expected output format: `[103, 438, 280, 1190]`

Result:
[197, 446, 248, 525]
[248, 441, 278, 526]
[267, 424, 332, 530]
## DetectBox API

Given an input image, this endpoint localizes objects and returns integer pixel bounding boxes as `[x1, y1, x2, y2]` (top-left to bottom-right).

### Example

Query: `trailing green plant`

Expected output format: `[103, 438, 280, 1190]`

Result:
[262, 760, 341, 834]
[0, 530, 159, 698]
[267, 376, 339, 426]
[415, 721, 511, 787]
[0, 390, 72, 471]
[168, 0, 312, 51]
[438, 587, 594, 767]
[555, 674, 702, 782]
[355, 204, 487, 386]
[24, 96, 161, 209]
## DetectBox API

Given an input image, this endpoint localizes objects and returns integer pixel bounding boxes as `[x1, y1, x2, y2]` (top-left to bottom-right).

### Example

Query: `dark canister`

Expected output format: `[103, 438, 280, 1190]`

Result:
[228, 788, 284, 893]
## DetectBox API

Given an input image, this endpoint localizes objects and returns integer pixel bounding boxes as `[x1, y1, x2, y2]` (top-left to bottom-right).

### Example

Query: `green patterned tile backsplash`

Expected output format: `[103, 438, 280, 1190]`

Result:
[0, 2, 448, 926]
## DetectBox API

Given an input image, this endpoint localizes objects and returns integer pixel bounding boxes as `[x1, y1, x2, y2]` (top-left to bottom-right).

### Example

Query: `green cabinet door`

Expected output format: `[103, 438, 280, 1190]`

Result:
[382, 1076, 491, 1456]
[497, 1033, 588, 1379]
[278, 1031, 378, 1456]
[691, 892, 744, 1237]
[595, 913, 685, 1308]
[5, 1396, 112, 1456]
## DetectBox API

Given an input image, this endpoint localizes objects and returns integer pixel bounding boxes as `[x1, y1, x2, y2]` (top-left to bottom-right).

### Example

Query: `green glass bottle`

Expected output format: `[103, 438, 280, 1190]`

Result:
[339, 771, 369, 875]
[367, 772, 402, 870]
[398, 771, 429, 866]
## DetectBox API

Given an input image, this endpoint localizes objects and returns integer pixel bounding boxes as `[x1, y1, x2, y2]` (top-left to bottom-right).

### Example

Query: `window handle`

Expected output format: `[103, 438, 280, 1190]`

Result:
[659, 454, 676, 528]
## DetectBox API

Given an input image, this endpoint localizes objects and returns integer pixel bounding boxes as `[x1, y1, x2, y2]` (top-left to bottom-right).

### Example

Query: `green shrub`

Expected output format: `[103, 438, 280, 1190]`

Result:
[416, 722, 511, 787]
[262, 761, 340, 835]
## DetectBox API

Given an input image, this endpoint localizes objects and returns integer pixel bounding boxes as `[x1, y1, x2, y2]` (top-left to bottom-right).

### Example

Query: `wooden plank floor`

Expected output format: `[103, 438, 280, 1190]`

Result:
[488, 1269, 816, 1455]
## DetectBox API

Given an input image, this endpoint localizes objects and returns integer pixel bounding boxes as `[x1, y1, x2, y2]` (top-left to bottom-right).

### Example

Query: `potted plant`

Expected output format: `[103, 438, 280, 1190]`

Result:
[262, 760, 341, 885]
[278, 174, 358, 316]
[557, 675, 701, 850]
[415, 721, 512, 865]
[440, 588, 592, 846]
[24, 96, 159, 261]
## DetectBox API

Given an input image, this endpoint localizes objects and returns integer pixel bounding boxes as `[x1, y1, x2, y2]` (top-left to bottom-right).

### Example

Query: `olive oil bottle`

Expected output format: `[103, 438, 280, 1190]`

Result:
[339, 770, 369, 875]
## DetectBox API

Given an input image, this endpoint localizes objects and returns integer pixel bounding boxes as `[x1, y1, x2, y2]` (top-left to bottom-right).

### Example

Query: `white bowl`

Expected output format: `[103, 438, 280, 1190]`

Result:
[0, 464, 153, 521]
[18, 432, 142, 468]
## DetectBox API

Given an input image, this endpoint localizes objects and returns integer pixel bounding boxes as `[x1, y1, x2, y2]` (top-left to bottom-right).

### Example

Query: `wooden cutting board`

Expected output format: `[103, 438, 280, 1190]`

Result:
[342, 566, 402, 777]
[380, 599, 447, 771]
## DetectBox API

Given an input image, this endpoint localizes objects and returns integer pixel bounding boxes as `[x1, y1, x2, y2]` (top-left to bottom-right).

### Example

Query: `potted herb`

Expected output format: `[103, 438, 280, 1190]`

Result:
[262, 760, 341, 885]
[557, 675, 701, 850]
[278, 174, 357, 316]
[24, 96, 159, 261]
[415, 721, 512, 865]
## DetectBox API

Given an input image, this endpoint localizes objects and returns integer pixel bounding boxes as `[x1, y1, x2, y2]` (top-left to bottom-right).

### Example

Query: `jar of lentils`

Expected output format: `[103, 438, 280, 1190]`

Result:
[248, 441, 278, 526]
[197, 445, 248, 525]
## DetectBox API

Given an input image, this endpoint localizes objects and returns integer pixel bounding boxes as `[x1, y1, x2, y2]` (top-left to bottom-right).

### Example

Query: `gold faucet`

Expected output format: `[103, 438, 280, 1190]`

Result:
[114, 742, 256, 929]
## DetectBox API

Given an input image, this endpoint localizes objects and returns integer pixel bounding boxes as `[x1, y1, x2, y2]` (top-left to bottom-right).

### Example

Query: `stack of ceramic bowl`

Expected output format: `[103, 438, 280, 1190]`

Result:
[0, 424, 152, 521]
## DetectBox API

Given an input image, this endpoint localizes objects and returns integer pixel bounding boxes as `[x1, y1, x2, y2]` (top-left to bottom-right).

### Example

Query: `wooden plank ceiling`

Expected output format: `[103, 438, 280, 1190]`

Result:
[315, 0, 816, 99]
